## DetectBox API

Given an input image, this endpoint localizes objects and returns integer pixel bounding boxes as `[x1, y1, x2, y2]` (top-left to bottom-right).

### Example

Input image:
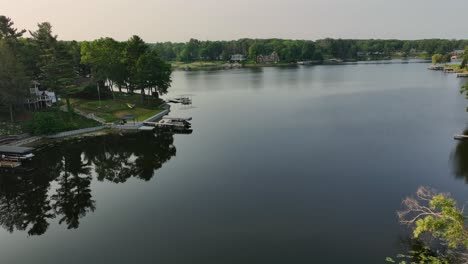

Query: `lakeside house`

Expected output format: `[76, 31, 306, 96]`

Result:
[25, 81, 57, 110]
[451, 49, 465, 60]
[256, 52, 280, 64]
[230, 54, 246, 63]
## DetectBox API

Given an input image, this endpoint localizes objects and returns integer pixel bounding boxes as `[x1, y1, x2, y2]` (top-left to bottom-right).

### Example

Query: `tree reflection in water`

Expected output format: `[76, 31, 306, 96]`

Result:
[0, 131, 177, 235]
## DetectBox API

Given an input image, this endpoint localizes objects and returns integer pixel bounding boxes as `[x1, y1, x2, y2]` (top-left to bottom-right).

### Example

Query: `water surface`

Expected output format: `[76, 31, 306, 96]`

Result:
[1, 62, 468, 263]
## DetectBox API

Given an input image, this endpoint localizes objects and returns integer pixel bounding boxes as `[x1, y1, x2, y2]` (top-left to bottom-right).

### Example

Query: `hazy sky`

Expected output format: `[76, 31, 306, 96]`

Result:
[2, 0, 468, 42]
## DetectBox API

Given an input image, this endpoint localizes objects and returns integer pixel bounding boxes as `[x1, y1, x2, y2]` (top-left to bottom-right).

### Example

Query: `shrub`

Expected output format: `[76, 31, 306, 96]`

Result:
[26, 112, 68, 135]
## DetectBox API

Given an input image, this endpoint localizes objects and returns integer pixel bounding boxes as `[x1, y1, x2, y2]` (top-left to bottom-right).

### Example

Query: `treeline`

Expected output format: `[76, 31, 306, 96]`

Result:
[152, 38, 468, 63]
[0, 16, 171, 121]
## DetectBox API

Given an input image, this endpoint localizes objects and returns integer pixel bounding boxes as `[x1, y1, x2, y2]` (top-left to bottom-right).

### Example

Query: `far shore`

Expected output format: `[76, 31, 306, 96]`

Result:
[171, 57, 432, 71]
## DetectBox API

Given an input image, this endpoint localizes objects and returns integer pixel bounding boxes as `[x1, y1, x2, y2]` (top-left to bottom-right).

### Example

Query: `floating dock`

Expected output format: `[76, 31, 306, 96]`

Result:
[457, 73, 468, 78]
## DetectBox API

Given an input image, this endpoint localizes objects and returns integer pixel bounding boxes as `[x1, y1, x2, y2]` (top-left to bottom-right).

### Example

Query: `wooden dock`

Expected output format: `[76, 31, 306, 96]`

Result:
[454, 134, 468, 140]
[457, 73, 468, 78]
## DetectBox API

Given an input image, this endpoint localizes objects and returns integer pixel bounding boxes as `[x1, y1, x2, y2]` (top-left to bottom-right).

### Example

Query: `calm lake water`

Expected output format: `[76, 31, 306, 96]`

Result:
[1, 61, 468, 263]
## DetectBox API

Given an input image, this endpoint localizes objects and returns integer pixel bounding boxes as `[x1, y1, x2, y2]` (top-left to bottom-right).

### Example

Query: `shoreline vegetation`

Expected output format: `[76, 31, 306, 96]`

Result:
[170, 56, 433, 71]
[0, 15, 171, 140]
[0, 14, 467, 140]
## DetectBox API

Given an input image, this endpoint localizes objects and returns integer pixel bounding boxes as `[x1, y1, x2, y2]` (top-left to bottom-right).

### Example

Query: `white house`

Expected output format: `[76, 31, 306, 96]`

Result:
[26, 81, 57, 109]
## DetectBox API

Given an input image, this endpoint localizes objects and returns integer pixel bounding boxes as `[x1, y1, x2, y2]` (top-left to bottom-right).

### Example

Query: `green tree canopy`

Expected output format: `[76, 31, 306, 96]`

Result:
[135, 49, 172, 101]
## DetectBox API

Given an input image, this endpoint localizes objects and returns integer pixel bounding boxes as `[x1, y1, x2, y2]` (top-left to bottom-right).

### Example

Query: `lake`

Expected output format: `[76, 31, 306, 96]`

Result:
[1, 61, 468, 263]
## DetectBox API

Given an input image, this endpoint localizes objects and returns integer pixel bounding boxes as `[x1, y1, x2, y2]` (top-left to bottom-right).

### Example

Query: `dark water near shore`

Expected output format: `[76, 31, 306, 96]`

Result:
[1, 61, 468, 263]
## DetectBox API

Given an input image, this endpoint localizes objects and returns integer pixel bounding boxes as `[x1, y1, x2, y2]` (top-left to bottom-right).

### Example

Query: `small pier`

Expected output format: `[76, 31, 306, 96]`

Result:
[457, 73, 468, 78]
[428, 65, 444, 71]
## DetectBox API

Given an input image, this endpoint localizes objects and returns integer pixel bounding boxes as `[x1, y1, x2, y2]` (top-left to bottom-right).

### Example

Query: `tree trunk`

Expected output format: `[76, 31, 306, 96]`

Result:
[66, 95, 72, 119]
[141, 88, 145, 104]
[97, 82, 101, 107]
[9, 104, 14, 122]
[107, 77, 116, 100]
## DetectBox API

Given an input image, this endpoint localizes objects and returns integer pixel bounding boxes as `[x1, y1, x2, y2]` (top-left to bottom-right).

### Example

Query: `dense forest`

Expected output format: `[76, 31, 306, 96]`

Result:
[151, 38, 468, 63]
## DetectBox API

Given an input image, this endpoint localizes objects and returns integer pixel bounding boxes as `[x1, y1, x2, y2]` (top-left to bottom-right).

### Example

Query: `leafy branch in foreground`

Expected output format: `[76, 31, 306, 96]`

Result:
[388, 186, 468, 263]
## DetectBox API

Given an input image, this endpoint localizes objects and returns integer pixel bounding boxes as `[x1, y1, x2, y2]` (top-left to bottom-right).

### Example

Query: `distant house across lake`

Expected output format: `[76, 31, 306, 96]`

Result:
[257, 52, 280, 64]
[230, 54, 246, 63]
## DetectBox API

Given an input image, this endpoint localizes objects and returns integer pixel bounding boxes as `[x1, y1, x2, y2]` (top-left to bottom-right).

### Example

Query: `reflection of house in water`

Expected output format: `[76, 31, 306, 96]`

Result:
[257, 52, 280, 64]
[0, 131, 178, 236]
[25, 81, 57, 110]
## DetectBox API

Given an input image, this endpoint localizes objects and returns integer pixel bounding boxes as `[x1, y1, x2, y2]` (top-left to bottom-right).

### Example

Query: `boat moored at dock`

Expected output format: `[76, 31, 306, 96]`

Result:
[0, 146, 35, 168]
[168, 97, 192, 105]
[143, 116, 192, 133]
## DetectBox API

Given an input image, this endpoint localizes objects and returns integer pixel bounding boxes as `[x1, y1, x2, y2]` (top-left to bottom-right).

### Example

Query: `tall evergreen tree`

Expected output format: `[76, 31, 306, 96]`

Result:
[0, 40, 29, 121]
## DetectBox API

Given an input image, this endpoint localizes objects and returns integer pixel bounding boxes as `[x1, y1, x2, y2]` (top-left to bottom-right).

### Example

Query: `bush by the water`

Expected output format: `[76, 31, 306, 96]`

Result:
[26, 110, 100, 135]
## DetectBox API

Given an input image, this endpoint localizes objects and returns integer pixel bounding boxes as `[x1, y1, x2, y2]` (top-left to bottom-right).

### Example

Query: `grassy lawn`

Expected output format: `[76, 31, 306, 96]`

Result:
[69, 93, 164, 122]
[443, 64, 467, 72]
[2, 108, 101, 136]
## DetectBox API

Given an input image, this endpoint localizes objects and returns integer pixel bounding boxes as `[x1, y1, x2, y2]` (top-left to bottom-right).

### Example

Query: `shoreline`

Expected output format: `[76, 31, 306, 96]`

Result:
[172, 58, 431, 71]
[7, 104, 171, 149]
